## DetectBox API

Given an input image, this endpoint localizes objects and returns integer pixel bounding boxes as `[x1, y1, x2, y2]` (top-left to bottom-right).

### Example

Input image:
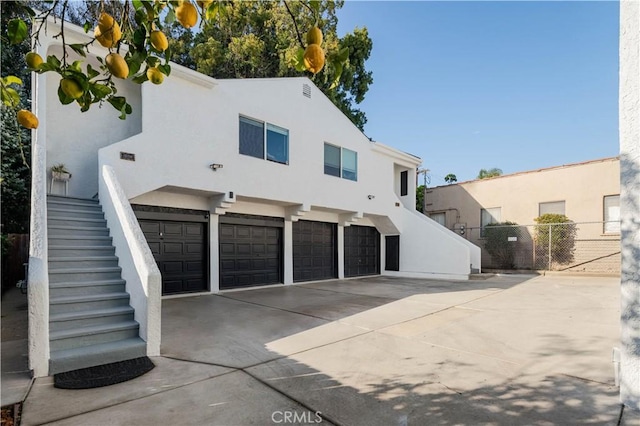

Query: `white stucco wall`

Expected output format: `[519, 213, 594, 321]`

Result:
[619, 0, 640, 412]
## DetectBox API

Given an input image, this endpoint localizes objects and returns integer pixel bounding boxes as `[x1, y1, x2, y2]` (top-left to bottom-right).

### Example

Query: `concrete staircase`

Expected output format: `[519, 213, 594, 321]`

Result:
[47, 195, 146, 375]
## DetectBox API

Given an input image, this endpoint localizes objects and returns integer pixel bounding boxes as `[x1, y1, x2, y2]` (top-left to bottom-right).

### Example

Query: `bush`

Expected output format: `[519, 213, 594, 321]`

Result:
[534, 214, 576, 265]
[483, 222, 521, 269]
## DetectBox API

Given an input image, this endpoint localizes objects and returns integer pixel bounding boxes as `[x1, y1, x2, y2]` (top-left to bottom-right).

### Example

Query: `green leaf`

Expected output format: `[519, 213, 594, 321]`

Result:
[70, 60, 83, 73]
[89, 83, 112, 100]
[57, 86, 75, 105]
[47, 55, 61, 68]
[38, 62, 57, 72]
[4, 76, 23, 86]
[337, 47, 350, 63]
[309, 1, 320, 14]
[205, 2, 219, 21]
[132, 0, 144, 10]
[329, 61, 342, 90]
[164, 9, 175, 25]
[293, 47, 306, 72]
[2, 88, 21, 108]
[132, 73, 148, 84]
[146, 56, 160, 67]
[7, 19, 28, 45]
[108, 96, 126, 111]
[68, 44, 87, 57]
[133, 28, 146, 48]
[86, 64, 100, 80]
[83, 22, 91, 33]
[158, 64, 171, 76]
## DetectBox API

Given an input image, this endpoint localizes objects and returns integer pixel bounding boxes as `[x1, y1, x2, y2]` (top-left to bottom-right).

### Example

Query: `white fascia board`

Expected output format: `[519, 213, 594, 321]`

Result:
[371, 141, 422, 167]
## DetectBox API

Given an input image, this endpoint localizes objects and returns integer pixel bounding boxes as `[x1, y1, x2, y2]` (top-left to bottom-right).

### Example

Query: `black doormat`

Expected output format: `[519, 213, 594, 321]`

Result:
[54, 357, 155, 389]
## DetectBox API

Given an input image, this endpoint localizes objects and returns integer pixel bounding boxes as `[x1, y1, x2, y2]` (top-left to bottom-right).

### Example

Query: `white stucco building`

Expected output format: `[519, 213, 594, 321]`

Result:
[28, 20, 480, 376]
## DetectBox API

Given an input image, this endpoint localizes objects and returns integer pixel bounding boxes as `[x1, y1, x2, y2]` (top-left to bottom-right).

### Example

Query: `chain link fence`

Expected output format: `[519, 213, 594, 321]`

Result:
[463, 222, 620, 273]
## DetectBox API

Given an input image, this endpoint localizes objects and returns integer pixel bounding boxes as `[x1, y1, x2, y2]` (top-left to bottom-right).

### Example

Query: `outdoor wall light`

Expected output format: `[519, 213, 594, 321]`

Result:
[209, 163, 224, 171]
[367, 194, 375, 200]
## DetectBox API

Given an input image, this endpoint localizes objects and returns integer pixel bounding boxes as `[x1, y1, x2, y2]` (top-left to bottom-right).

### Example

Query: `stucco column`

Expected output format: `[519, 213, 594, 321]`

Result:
[337, 225, 345, 279]
[620, 0, 640, 412]
[209, 214, 220, 293]
[284, 220, 293, 284]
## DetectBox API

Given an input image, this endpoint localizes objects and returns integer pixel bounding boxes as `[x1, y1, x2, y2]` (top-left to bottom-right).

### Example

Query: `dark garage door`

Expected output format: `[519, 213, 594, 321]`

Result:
[139, 219, 208, 295]
[293, 220, 337, 282]
[344, 225, 380, 277]
[219, 214, 283, 289]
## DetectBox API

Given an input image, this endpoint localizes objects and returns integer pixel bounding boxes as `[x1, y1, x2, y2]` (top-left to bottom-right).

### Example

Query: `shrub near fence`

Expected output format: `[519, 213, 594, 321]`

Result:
[466, 222, 620, 273]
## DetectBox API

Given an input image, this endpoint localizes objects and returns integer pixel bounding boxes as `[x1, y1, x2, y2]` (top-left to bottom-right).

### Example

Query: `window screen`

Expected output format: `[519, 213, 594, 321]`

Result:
[342, 149, 357, 181]
[266, 124, 288, 164]
[604, 195, 620, 233]
[239, 117, 264, 159]
[324, 144, 341, 177]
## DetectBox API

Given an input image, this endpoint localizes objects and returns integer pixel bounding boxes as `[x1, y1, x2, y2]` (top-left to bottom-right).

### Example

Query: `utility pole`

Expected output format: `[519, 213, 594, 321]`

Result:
[417, 168, 430, 214]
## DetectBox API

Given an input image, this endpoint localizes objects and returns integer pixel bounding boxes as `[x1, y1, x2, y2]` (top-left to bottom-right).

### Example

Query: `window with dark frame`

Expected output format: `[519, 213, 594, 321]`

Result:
[239, 116, 289, 164]
[324, 143, 357, 181]
[400, 170, 408, 196]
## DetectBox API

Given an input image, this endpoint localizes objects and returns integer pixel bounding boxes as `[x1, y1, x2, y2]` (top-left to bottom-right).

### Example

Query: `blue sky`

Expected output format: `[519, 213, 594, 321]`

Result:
[336, 1, 619, 186]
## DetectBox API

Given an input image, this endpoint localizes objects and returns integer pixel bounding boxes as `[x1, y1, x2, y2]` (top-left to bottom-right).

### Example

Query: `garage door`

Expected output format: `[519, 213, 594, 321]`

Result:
[344, 225, 380, 277]
[219, 214, 283, 289]
[139, 219, 208, 295]
[293, 220, 337, 282]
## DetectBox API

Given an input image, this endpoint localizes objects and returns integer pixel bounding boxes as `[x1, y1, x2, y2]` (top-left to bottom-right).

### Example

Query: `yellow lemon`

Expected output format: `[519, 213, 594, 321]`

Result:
[175, 1, 198, 29]
[150, 30, 169, 52]
[60, 78, 83, 99]
[303, 44, 325, 75]
[306, 26, 323, 46]
[97, 12, 116, 31]
[25, 52, 43, 69]
[94, 20, 121, 48]
[146, 67, 164, 85]
[17, 110, 38, 129]
[105, 53, 129, 79]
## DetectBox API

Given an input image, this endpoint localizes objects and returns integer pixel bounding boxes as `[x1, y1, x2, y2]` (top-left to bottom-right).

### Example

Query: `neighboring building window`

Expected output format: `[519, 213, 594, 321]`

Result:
[430, 212, 446, 227]
[324, 143, 341, 177]
[539, 201, 565, 216]
[480, 207, 501, 236]
[324, 143, 357, 181]
[266, 124, 289, 164]
[604, 195, 620, 234]
[400, 171, 408, 196]
[239, 116, 289, 164]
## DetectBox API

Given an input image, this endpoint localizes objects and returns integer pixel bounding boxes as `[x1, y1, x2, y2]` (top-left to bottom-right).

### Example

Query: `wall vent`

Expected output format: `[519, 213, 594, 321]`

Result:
[302, 83, 311, 98]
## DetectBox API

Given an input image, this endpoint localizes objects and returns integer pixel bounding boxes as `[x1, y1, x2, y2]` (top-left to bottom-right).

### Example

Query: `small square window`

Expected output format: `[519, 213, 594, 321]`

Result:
[430, 212, 446, 227]
[400, 171, 408, 196]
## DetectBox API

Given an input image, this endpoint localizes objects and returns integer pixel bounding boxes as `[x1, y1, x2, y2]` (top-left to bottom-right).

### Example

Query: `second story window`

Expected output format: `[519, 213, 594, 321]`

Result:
[324, 143, 357, 181]
[239, 116, 289, 164]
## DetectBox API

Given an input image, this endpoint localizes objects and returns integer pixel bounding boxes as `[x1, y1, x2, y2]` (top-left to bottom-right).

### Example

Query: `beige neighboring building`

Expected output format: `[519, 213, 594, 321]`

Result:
[425, 157, 620, 272]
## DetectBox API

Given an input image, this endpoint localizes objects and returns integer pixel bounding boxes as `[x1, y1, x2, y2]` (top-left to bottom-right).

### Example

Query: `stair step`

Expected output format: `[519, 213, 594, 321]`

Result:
[49, 245, 116, 257]
[50, 306, 135, 332]
[49, 338, 147, 375]
[48, 217, 107, 228]
[49, 266, 122, 283]
[48, 207, 105, 220]
[50, 292, 130, 314]
[48, 235, 113, 245]
[47, 201, 102, 213]
[48, 225, 109, 237]
[50, 278, 126, 297]
[49, 256, 119, 269]
[50, 320, 140, 352]
[48, 195, 99, 203]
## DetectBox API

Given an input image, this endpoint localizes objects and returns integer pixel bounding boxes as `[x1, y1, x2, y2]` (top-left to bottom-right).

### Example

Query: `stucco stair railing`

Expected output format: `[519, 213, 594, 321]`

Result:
[47, 195, 146, 375]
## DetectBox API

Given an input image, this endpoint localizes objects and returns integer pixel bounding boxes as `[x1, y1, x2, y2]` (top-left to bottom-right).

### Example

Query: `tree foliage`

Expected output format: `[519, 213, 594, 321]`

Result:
[1, 0, 372, 129]
[416, 184, 425, 212]
[534, 213, 576, 265]
[444, 173, 457, 184]
[483, 222, 520, 269]
[477, 168, 503, 179]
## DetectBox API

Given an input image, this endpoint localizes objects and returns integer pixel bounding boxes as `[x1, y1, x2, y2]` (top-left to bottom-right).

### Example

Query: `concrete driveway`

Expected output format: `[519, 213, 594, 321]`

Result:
[20, 274, 639, 425]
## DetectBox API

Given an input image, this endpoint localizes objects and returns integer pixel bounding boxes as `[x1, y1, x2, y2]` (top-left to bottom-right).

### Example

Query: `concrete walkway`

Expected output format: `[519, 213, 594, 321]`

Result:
[14, 275, 640, 425]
